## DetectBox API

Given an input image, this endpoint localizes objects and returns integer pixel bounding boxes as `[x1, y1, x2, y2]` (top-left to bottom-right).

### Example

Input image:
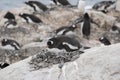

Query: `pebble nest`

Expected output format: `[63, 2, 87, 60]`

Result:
[29, 49, 84, 70]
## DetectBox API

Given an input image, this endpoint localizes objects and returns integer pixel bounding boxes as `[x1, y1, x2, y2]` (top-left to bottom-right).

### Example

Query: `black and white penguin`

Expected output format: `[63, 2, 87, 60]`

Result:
[47, 35, 83, 52]
[1, 39, 21, 50]
[51, 0, 71, 6]
[19, 13, 42, 24]
[0, 63, 9, 69]
[4, 11, 15, 21]
[25, 1, 48, 12]
[99, 37, 111, 45]
[81, 13, 91, 39]
[4, 11, 17, 27]
[92, 1, 116, 13]
[110, 25, 120, 34]
[55, 24, 77, 35]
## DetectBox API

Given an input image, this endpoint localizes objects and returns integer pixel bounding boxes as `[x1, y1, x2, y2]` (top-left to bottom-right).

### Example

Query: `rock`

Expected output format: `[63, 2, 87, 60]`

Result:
[0, 43, 120, 80]
[116, 0, 120, 12]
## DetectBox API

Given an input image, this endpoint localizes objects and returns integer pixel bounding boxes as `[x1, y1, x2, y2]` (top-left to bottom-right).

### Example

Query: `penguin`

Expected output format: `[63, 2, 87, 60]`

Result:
[0, 63, 9, 69]
[47, 35, 85, 52]
[51, 0, 71, 6]
[55, 24, 77, 35]
[4, 11, 16, 26]
[1, 39, 21, 50]
[25, 1, 48, 12]
[4, 20, 18, 29]
[110, 25, 120, 34]
[81, 13, 91, 39]
[92, 1, 115, 12]
[99, 37, 111, 45]
[19, 13, 42, 24]
[4, 11, 15, 21]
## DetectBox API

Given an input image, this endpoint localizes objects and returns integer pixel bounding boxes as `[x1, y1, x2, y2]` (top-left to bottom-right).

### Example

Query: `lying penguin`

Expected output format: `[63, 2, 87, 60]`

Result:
[47, 35, 90, 52]
[25, 1, 48, 12]
[55, 24, 78, 35]
[1, 38, 21, 50]
[92, 1, 116, 13]
[19, 13, 43, 24]
[0, 63, 9, 69]
[99, 36, 111, 46]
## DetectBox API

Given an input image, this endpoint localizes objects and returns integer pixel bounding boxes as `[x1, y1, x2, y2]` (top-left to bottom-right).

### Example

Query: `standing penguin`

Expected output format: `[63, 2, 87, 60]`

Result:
[25, 1, 48, 12]
[47, 35, 86, 52]
[99, 37, 111, 45]
[81, 13, 91, 39]
[19, 13, 42, 24]
[1, 39, 21, 50]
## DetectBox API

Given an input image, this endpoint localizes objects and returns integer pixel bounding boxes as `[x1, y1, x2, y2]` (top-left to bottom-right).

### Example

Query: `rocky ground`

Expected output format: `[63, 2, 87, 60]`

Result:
[0, 1, 120, 80]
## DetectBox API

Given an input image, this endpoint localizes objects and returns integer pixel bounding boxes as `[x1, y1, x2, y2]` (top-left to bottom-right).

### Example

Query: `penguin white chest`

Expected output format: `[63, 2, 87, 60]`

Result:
[2, 45, 15, 50]
[26, 17, 34, 24]
[62, 42, 78, 50]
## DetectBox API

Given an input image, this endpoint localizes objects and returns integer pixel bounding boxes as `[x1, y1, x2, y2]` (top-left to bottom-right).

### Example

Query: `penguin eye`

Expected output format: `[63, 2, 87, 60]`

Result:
[47, 40, 54, 45]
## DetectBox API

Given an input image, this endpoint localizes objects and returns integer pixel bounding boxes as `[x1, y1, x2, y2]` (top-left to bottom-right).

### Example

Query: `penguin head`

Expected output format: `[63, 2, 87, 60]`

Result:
[84, 13, 89, 19]
[99, 37, 111, 45]
[19, 13, 23, 17]
[1, 39, 8, 46]
[112, 25, 118, 31]
[47, 37, 59, 48]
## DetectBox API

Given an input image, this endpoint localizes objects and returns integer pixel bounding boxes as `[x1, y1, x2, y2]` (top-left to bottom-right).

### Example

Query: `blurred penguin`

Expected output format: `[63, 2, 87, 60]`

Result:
[0, 63, 9, 69]
[92, 1, 116, 13]
[99, 37, 111, 46]
[25, 1, 48, 12]
[19, 13, 42, 24]
[55, 24, 78, 35]
[81, 13, 91, 39]
[1, 39, 21, 50]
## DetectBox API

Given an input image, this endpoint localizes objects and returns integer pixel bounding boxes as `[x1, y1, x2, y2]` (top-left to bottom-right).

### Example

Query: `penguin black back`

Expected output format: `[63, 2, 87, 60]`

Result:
[82, 13, 91, 39]
[51, 0, 57, 5]
[25, 1, 48, 12]
[19, 13, 42, 23]
[47, 36, 81, 52]
[4, 11, 15, 20]
[99, 37, 111, 45]
[55, 24, 77, 35]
